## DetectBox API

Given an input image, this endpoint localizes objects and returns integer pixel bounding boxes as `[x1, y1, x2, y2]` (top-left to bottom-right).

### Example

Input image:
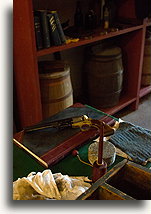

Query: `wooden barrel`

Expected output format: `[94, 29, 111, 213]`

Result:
[141, 31, 151, 86]
[39, 61, 73, 118]
[86, 46, 123, 108]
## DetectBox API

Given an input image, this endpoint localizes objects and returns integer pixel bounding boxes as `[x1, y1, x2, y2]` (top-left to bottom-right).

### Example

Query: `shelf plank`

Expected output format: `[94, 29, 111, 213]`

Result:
[97, 95, 136, 115]
[139, 86, 151, 98]
[37, 25, 143, 57]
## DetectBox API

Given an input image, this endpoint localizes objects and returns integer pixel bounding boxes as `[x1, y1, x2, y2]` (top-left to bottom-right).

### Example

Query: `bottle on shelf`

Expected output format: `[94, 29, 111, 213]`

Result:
[74, 1, 83, 29]
[103, 0, 110, 29]
[85, 9, 97, 31]
[100, 0, 105, 23]
[90, 0, 104, 27]
[103, 7, 109, 29]
[103, 0, 116, 29]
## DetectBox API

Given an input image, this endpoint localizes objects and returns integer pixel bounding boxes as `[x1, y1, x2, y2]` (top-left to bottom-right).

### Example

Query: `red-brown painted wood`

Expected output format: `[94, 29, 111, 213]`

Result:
[100, 95, 136, 115]
[139, 86, 151, 98]
[119, 26, 146, 110]
[116, 0, 137, 20]
[13, 103, 116, 167]
[14, 0, 42, 129]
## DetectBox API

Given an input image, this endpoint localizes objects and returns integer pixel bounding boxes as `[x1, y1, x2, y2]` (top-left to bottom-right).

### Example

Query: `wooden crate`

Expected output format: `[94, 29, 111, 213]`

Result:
[77, 159, 151, 200]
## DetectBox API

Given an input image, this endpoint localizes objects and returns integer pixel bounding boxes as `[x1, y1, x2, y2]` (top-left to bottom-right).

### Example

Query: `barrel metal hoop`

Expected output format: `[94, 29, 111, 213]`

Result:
[42, 90, 73, 104]
[88, 70, 123, 78]
[39, 72, 69, 82]
[90, 54, 122, 61]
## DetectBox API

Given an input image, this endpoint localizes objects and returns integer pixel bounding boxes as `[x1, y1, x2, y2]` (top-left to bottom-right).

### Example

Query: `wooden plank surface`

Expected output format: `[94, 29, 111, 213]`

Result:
[14, 0, 42, 129]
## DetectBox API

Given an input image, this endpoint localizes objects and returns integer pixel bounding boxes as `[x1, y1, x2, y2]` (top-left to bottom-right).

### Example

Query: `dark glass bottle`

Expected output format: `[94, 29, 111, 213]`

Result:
[103, 0, 115, 29]
[103, 4, 109, 29]
[85, 9, 97, 30]
[74, 1, 83, 28]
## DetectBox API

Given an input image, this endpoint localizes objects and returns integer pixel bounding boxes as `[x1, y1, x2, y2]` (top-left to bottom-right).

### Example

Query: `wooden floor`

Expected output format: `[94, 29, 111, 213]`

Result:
[114, 93, 151, 130]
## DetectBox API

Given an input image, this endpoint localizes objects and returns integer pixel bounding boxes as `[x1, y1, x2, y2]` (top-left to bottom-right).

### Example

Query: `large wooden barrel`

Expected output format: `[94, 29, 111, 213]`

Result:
[141, 31, 151, 86]
[86, 46, 123, 108]
[39, 61, 73, 118]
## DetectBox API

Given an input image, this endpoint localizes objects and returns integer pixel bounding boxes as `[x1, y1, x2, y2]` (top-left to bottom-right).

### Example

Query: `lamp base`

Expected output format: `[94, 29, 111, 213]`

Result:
[92, 160, 107, 183]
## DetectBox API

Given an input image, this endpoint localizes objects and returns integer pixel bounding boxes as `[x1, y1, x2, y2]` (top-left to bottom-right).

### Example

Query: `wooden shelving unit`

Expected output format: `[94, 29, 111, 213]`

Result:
[139, 18, 151, 99]
[100, 95, 137, 115]
[14, 0, 151, 129]
[139, 86, 151, 98]
[37, 25, 143, 57]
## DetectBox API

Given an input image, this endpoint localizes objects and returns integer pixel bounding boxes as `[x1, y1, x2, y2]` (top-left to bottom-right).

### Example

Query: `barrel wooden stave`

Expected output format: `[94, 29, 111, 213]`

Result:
[39, 61, 73, 118]
[87, 46, 123, 108]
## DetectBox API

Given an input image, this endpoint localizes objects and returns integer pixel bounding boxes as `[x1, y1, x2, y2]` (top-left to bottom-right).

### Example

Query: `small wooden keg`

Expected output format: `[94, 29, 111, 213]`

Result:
[39, 61, 73, 118]
[86, 46, 123, 108]
[141, 31, 151, 86]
